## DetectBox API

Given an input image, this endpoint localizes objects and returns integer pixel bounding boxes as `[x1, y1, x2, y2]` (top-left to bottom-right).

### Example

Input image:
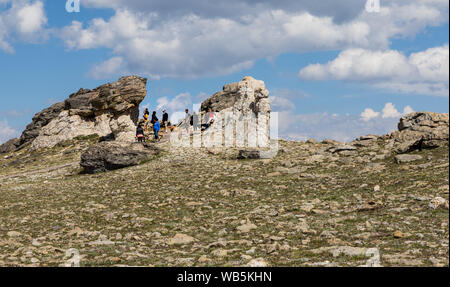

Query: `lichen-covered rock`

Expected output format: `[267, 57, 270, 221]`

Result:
[80, 141, 159, 174]
[18, 76, 147, 150]
[391, 112, 449, 153]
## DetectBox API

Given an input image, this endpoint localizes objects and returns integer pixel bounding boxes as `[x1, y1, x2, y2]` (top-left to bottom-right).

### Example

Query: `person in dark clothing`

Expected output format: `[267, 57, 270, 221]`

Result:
[136, 124, 144, 143]
[162, 110, 169, 133]
[151, 111, 158, 124]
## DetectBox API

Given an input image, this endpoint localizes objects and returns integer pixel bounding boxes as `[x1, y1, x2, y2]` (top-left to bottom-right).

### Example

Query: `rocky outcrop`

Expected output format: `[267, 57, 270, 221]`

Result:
[200, 76, 271, 148]
[0, 138, 20, 154]
[391, 112, 449, 153]
[80, 142, 159, 174]
[18, 76, 147, 151]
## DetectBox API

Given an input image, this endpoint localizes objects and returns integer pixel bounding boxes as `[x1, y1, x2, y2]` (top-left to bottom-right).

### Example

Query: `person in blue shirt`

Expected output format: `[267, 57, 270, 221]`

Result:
[152, 111, 160, 141]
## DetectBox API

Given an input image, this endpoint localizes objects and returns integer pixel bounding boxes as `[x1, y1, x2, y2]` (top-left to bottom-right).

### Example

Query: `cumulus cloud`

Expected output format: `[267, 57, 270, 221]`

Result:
[382, 102, 402, 118]
[359, 103, 416, 122]
[0, 0, 48, 53]
[361, 108, 380, 121]
[299, 45, 449, 96]
[0, 120, 19, 144]
[269, 96, 296, 112]
[58, 0, 449, 79]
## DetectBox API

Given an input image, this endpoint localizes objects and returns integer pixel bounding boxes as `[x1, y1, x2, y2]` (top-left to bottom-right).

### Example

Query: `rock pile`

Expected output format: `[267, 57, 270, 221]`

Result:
[391, 112, 449, 153]
[13, 76, 147, 151]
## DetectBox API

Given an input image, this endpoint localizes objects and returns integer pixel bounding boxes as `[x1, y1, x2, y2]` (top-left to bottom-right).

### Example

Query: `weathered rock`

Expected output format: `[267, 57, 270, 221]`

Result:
[394, 154, 422, 164]
[0, 138, 19, 154]
[236, 220, 257, 233]
[429, 197, 448, 210]
[238, 150, 261, 159]
[246, 258, 269, 267]
[392, 112, 449, 153]
[351, 135, 379, 147]
[18, 102, 65, 149]
[327, 145, 357, 154]
[80, 141, 159, 174]
[18, 76, 147, 150]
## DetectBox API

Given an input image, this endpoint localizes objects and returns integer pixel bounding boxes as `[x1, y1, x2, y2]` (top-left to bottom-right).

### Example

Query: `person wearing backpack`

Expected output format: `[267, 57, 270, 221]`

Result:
[136, 124, 145, 143]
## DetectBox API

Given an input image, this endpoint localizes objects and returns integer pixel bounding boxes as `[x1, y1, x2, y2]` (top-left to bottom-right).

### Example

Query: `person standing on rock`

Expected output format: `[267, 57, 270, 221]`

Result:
[162, 110, 169, 133]
[204, 108, 215, 130]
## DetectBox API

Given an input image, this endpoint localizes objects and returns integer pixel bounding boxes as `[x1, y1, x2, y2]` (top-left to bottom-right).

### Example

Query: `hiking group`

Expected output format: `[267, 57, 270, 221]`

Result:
[136, 107, 216, 143]
[136, 108, 168, 143]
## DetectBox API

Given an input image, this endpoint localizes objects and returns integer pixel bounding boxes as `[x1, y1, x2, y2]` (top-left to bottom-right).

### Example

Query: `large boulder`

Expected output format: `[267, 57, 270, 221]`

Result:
[80, 141, 159, 174]
[17, 76, 147, 151]
[391, 112, 449, 153]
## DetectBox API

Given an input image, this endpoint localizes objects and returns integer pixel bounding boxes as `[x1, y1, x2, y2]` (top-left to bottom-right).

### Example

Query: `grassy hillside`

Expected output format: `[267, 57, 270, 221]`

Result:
[0, 137, 448, 267]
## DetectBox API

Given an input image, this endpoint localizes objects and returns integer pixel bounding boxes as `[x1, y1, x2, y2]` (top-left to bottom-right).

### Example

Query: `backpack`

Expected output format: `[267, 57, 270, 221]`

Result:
[190, 115, 194, 126]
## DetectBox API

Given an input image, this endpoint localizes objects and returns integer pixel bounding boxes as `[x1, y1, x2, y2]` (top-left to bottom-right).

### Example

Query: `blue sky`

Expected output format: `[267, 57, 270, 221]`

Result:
[0, 0, 448, 143]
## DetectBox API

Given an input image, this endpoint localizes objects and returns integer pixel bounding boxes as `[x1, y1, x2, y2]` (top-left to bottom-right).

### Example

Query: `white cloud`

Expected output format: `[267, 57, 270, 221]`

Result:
[359, 103, 416, 122]
[361, 108, 380, 121]
[155, 93, 193, 123]
[382, 102, 401, 118]
[0, 120, 19, 144]
[58, 0, 449, 79]
[88, 57, 125, 79]
[403, 105, 415, 115]
[269, 96, 295, 112]
[299, 44, 449, 96]
[0, 0, 48, 52]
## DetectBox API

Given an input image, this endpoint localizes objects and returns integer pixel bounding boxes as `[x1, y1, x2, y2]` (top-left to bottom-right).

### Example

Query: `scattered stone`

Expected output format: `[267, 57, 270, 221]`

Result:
[394, 154, 422, 164]
[246, 258, 269, 267]
[237, 220, 257, 233]
[327, 145, 357, 154]
[7, 231, 22, 238]
[429, 197, 448, 210]
[168, 234, 195, 246]
[393, 231, 405, 238]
